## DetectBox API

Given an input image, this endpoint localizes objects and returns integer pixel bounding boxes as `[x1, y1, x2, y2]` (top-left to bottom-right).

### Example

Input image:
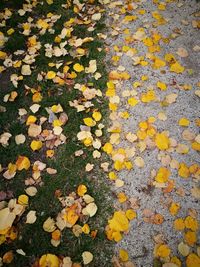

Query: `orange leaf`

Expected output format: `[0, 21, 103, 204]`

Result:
[16, 156, 30, 171]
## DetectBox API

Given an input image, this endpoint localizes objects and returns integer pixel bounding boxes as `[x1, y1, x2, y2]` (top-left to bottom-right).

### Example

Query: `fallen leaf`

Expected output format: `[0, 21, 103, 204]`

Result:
[43, 217, 56, 232]
[82, 203, 97, 217]
[26, 210, 37, 224]
[0, 208, 16, 231]
[119, 249, 129, 262]
[15, 134, 26, 145]
[82, 251, 93, 265]
[21, 65, 31, 75]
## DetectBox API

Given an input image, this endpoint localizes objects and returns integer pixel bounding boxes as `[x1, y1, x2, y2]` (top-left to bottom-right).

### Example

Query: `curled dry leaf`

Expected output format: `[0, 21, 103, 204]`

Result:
[178, 242, 190, 256]
[46, 168, 57, 174]
[21, 65, 31, 75]
[15, 134, 26, 145]
[28, 124, 42, 137]
[25, 186, 37, 196]
[82, 203, 97, 217]
[82, 251, 93, 265]
[26, 210, 37, 224]
[43, 217, 56, 232]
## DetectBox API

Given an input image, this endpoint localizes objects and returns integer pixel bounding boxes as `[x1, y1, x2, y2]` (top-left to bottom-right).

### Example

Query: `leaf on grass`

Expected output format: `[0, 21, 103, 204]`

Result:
[15, 134, 26, 145]
[30, 140, 43, 151]
[28, 124, 42, 137]
[43, 217, 56, 232]
[0, 208, 16, 231]
[82, 251, 93, 265]
[77, 185, 87, 197]
[39, 254, 59, 267]
[25, 186, 37, 196]
[82, 203, 97, 217]
[21, 65, 31, 75]
[18, 194, 29, 206]
[73, 63, 84, 72]
[26, 210, 37, 224]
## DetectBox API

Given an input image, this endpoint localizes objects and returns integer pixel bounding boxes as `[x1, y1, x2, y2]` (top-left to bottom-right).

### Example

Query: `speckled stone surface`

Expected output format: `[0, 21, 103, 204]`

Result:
[105, 0, 200, 266]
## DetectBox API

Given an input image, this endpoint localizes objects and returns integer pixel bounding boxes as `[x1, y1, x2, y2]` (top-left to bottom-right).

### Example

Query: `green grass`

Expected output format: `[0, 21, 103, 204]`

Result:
[0, 0, 113, 266]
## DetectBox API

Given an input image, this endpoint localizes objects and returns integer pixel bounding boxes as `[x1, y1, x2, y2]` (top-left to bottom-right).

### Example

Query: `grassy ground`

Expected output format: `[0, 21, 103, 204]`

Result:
[0, 0, 113, 266]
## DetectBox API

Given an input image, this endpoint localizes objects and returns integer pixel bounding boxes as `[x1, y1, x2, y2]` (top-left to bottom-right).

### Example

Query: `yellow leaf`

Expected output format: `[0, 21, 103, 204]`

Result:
[32, 92, 42, 103]
[186, 253, 200, 267]
[155, 167, 170, 183]
[82, 224, 90, 234]
[37, 19, 49, 29]
[39, 254, 59, 267]
[191, 142, 200, 151]
[108, 211, 129, 232]
[141, 90, 156, 103]
[155, 244, 171, 258]
[117, 192, 127, 203]
[125, 209, 136, 220]
[51, 104, 63, 113]
[46, 71, 56, 79]
[178, 162, 190, 178]
[179, 118, 190, 126]
[184, 231, 197, 246]
[30, 140, 43, 151]
[73, 63, 84, 72]
[64, 205, 79, 226]
[43, 217, 56, 232]
[157, 81, 167, 90]
[108, 171, 117, 180]
[18, 194, 29, 206]
[170, 62, 185, 73]
[7, 28, 14, 35]
[155, 133, 169, 150]
[170, 256, 182, 267]
[152, 57, 166, 69]
[128, 97, 139, 106]
[102, 143, 113, 154]
[169, 202, 180, 216]
[77, 184, 87, 197]
[143, 37, 153, 47]
[0, 51, 7, 59]
[174, 218, 185, 231]
[26, 115, 37, 126]
[92, 111, 102, 122]
[184, 216, 199, 231]
[83, 117, 96, 127]
[109, 71, 130, 80]
[16, 156, 30, 171]
[112, 231, 122, 242]
[119, 249, 129, 262]
[46, 0, 53, 4]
